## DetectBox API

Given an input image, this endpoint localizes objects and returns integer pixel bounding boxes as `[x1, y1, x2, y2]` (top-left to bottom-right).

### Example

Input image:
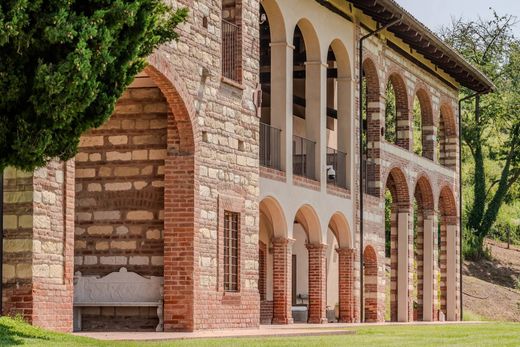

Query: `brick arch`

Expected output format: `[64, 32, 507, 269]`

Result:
[438, 102, 458, 169]
[363, 244, 379, 322]
[437, 184, 458, 320]
[413, 86, 435, 160]
[385, 71, 410, 149]
[260, 196, 288, 239]
[414, 174, 435, 211]
[261, 0, 287, 43]
[384, 167, 410, 206]
[363, 56, 382, 197]
[412, 174, 434, 321]
[144, 58, 197, 332]
[294, 204, 322, 244]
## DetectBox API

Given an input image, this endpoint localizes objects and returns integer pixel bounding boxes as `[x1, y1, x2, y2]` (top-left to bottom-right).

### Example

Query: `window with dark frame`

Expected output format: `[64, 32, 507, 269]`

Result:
[221, 0, 242, 83]
[224, 211, 240, 292]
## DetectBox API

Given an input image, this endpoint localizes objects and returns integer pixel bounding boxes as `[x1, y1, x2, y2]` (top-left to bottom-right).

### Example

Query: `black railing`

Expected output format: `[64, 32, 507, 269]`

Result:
[260, 122, 282, 170]
[293, 135, 316, 180]
[327, 147, 348, 188]
[222, 19, 240, 82]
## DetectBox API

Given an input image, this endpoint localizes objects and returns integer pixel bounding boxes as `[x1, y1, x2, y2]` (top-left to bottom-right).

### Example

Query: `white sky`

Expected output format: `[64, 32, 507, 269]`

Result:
[395, 0, 520, 37]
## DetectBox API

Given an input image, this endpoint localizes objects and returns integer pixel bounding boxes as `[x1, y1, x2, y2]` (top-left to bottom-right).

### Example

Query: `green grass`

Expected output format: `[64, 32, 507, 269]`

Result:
[2, 316, 520, 347]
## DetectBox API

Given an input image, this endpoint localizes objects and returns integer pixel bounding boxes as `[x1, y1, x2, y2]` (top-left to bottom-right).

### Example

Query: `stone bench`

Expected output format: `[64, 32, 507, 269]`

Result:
[73, 267, 163, 332]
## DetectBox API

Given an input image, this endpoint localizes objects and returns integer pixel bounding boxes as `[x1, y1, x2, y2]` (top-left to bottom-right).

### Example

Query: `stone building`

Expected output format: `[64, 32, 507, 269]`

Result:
[1, 0, 493, 332]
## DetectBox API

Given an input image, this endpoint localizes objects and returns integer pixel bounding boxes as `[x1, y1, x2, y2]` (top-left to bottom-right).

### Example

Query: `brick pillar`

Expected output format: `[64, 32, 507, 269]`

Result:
[272, 237, 293, 324]
[306, 243, 327, 324]
[337, 248, 356, 323]
[2, 161, 74, 332]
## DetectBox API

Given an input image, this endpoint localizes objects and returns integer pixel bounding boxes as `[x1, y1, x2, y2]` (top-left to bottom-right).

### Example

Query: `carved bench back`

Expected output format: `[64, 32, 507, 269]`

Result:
[74, 267, 163, 304]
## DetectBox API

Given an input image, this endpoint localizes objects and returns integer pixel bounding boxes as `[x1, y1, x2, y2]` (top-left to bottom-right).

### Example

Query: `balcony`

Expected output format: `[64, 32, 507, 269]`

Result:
[327, 147, 348, 189]
[260, 122, 282, 171]
[293, 135, 316, 180]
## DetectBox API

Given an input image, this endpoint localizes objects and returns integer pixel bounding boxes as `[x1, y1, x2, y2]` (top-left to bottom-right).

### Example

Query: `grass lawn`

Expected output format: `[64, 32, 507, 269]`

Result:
[1, 317, 520, 347]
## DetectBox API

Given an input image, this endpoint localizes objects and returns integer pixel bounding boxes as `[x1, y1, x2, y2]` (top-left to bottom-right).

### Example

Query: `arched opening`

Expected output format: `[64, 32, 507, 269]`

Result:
[384, 73, 409, 150]
[364, 245, 378, 322]
[292, 205, 325, 323]
[362, 58, 381, 197]
[412, 176, 435, 321]
[292, 20, 321, 181]
[438, 104, 457, 169]
[384, 167, 410, 322]
[258, 197, 288, 324]
[438, 186, 458, 321]
[325, 40, 351, 189]
[413, 89, 435, 159]
[74, 66, 195, 331]
[259, 1, 286, 171]
[328, 213, 354, 322]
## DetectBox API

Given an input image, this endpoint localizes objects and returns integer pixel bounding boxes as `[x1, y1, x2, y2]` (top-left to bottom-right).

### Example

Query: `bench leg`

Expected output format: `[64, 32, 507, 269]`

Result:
[73, 307, 82, 332]
[156, 303, 163, 332]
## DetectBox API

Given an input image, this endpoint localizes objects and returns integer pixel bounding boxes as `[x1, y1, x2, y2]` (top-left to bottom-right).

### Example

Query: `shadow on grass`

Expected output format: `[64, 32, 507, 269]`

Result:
[0, 319, 52, 346]
[464, 258, 520, 289]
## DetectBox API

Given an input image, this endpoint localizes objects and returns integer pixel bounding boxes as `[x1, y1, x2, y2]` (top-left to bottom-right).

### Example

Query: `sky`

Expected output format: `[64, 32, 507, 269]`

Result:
[396, 0, 520, 37]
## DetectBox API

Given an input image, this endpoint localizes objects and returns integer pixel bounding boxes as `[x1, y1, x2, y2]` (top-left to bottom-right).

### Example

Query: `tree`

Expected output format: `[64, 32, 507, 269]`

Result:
[440, 12, 520, 259]
[0, 1, 188, 171]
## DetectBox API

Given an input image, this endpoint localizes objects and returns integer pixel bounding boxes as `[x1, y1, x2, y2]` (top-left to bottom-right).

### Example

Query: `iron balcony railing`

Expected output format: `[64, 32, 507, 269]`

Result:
[260, 122, 282, 171]
[222, 19, 240, 82]
[293, 135, 316, 180]
[327, 147, 348, 188]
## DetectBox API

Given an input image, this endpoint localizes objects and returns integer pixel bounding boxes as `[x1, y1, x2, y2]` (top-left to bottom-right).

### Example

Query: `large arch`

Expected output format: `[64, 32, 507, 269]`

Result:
[438, 185, 458, 321]
[438, 103, 458, 169]
[259, 196, 289, 324]
[363, 245, 379, 322]
[363, 57, 382, 197]
[384, 167, 411, 322]
[384, 72, 410, 150]
[326, 39, 352, 189]
[260, 0, 287, 43]
[74, 61, 196, 332]
[413, 87, 435, 159]
[412, 175, 435, 321]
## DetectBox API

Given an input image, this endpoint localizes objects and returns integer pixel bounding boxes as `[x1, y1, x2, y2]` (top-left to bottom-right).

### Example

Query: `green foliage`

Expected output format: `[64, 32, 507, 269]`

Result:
[0, 1, 188, 171]
[384, 81, 396, 143]
[440, 11, 520, 259]
[385, 189, 392, 257]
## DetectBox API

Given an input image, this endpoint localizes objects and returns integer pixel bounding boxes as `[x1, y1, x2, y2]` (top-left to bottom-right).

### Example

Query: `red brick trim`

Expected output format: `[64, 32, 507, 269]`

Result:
[293, 175, 320, 191]
[326, 184, 351, 199]
[260, 167, 286, 182]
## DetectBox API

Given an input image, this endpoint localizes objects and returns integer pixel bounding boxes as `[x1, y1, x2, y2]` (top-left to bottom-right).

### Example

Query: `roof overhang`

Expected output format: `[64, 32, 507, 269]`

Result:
[331, 0, 496, 93]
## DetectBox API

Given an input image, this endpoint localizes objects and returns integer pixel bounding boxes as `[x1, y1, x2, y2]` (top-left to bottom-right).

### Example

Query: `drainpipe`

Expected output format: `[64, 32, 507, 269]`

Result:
[457, 91, 481, 321]
[359, 17, 401, 322]
[0, 170, 3, 316]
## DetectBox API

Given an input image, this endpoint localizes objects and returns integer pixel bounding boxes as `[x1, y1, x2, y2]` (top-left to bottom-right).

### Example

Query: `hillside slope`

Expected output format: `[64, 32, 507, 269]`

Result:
[463, 240, 520, 321]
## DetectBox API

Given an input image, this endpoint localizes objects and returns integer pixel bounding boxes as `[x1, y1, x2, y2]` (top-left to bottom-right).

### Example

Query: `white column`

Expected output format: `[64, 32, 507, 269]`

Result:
[423, 215, 434, 321]
[446, 224, 457, 321]
[270, 41, 294, 177]
[304, 61, 327, 187]
[398, 211, 409, 322]
[336, 77, 353, 189]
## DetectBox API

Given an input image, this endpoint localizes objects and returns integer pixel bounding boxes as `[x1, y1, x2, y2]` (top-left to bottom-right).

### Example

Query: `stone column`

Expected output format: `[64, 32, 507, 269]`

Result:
[304, 61, 327, 185]
[2, 161, 75, 332]
[270, 41, 294, 176]
[337, 247, 356, 322]
[446, 223, 457, 321]
[397, 210, 410, 322]
[422, 212, 435, 321]
[306, 243, 327, 324]
[272, 237, 294, 324]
